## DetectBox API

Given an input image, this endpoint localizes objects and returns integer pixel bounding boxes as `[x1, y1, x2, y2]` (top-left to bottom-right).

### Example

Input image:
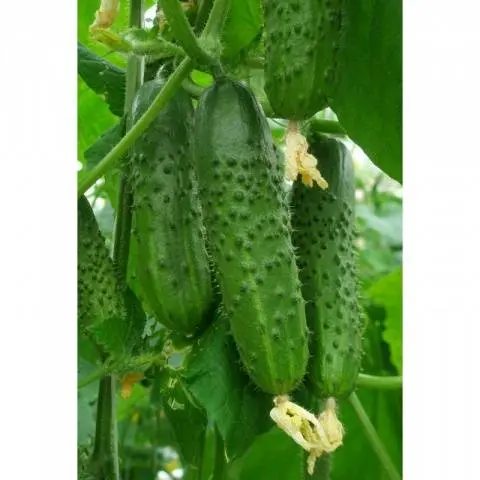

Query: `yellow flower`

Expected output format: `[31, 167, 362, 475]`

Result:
[270, 396, 345, 476]
[120, 372, 144, 399]
[318, 398, 344, 449]
[284, 121, 328, 189]
[90, 0, 120, 31]
[270, 396, 330, 452]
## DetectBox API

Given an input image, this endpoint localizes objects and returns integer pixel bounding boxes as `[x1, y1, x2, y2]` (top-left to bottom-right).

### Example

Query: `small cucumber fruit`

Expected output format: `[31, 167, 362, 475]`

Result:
[193, 77, 308, 395]
[291, 133, 362, 399]
[130, 78, 214, 336]
[264, 0, 345, 120]
[77, 195, 129, 356]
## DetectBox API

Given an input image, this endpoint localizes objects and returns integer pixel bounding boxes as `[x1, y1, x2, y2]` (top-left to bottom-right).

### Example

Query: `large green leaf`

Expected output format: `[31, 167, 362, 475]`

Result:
[331, 389, 402, 480]
[184, 319, 272, 460]
[78, 78, 118, 163]
[83, 121, 124, 207]
[78, 357, 100, 446]
[227, 427, 304, 480]
[222, 0, 262, 58]
[154, 367, 208, 474]
[329, 0, 402, 183]
[78, 43, 126, 117]
[368, 268, 403, 373]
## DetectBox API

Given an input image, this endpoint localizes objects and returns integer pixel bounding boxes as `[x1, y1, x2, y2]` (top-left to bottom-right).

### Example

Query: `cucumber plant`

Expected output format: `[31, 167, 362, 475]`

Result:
[77, 1, 403, 479]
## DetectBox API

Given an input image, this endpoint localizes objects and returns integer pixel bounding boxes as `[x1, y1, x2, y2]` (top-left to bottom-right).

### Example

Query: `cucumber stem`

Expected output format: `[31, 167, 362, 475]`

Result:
[90, 376, 120, 480]
[78, 352, 166, 390]
[112, 49, 144, 275]
[308, 118, 347, 136]
[201, 0, 231, 39]
[90, 3, 145, 479]
[161, 0, 215, 66]
[357, 373, 402, 390]
[77, 56, 194, 197]
[78, 360, 117, 390]
[305, 452, 331, 479]
[194, 0, 214, 33]
[349, 392, 402, 480]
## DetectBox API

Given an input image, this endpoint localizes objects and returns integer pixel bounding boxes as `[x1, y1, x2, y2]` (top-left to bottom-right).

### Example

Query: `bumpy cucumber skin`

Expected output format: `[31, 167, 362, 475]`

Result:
[263, 0, 345, 120]
[193, 78, 308, 395]
[77, 195, 128, 354]
[130, 79, 213, 336]
[292, 134, 362, 399]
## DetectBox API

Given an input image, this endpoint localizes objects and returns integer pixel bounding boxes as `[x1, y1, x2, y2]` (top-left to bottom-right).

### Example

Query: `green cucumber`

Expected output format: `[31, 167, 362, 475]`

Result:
[130, 78, 213, 336]
[263, 0, 345, 120]
[77, 195, 129, 356]
[193, 77, 308, 395]
[291, 133, 362, 399]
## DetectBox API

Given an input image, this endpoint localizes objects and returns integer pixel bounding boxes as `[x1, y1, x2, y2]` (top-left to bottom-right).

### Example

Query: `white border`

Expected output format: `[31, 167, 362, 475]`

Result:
[2, 1, 480, 479]
[0, 1, 76, 478]
[404, 1, 480, 478]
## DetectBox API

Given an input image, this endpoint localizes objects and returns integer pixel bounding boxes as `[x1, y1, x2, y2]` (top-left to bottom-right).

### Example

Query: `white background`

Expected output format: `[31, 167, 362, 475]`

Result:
[1, 0, 479, 478]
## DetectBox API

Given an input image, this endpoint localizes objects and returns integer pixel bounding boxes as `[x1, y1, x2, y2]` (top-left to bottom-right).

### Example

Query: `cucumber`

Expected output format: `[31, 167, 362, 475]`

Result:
[193, 77, 308, 395]
[77, 195, 129, 355]
[130, 78, 213, 336]
[291, 133, 362, 399]
[263, 0, 345, 120]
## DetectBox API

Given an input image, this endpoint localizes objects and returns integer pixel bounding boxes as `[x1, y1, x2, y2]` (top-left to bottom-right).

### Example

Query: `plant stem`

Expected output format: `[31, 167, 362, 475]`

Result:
[202, 0, 231, 39]
[90, 4, 145, 479]
[308, 118, 347, 136]
[78, 353, 166, 390]
[194, 0, 214, 33]
[78, 361, 116, 390]
[91, 376, 120, 480]
[357, 373, 402, 390]
[162, 0, 214, 65]
[305, 452, 331, 480]
[349, 392, 401, 480]
[78, 56, 194, 197]
[113, 36, 144, 276]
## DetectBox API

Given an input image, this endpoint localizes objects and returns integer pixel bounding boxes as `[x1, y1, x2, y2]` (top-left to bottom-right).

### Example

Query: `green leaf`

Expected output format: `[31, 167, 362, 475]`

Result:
[368, 268, 403, 373]
[83, 121, 124, 207]
[85, 122, 125, 170]
[331, 390, 402, 480]
[78, 43, 126, 117]
[184, 318, 272, 460]
[154, 367, 208, 474]
[227, 427, 304, 480]
[222, 0, 262, 58]
[329, 0, 402, 183]
[191, 69, 213, 87]
[117, 383, 149, 421]
[78, 78, 118, 163]
[78, 357, 100, 446]
[356, 203, 402, 248]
